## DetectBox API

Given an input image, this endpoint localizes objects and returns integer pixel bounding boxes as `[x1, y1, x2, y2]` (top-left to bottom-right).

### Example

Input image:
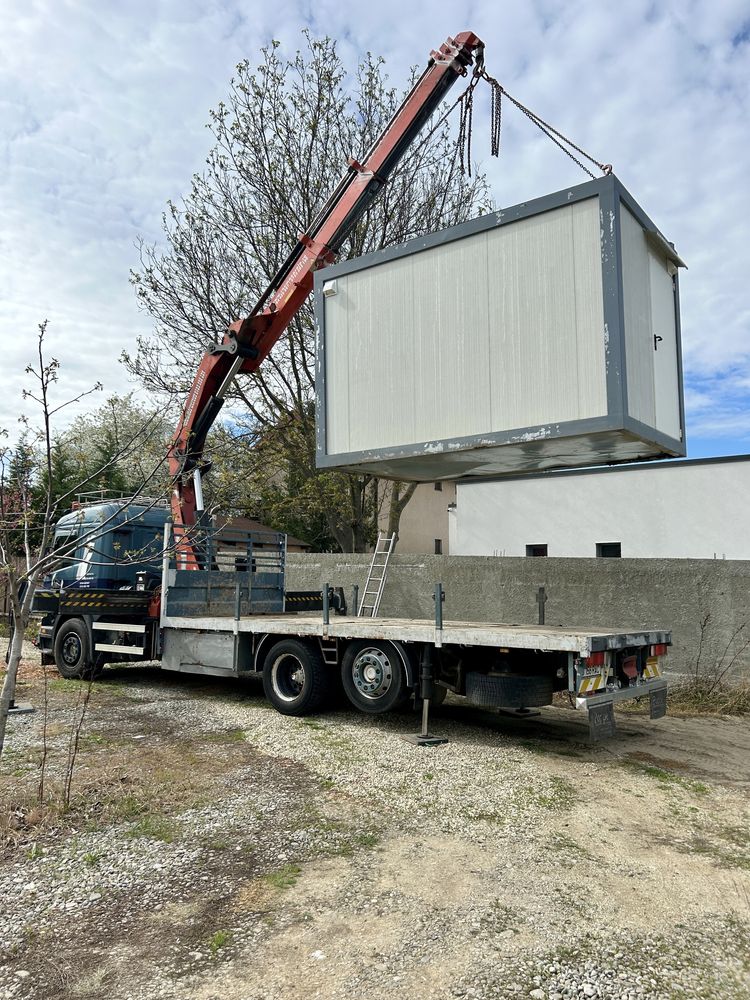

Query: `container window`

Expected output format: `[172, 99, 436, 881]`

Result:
[526, 544, 548, 557]
[434, 538, 442, 555]
[596, 542, 622, 558]
[434, 482, 443, 492]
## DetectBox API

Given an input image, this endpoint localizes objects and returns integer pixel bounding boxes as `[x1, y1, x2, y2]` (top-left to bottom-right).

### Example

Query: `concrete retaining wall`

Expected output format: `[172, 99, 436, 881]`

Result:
[286, 554, 750, 678]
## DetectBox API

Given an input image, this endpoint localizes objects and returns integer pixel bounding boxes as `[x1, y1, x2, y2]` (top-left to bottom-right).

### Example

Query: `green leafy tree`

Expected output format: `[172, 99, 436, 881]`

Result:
[126, 32, 490, 551]
[52, 393, 173, 502]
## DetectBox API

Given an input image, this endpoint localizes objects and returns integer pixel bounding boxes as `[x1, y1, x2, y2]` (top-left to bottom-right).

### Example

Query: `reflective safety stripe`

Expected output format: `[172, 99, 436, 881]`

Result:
[643, 656, 662, 679]
[578, 673, 605, 694]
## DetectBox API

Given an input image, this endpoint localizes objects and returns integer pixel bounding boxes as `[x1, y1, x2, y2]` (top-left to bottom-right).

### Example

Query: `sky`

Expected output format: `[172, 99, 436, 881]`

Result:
[1, 0, 749, 460]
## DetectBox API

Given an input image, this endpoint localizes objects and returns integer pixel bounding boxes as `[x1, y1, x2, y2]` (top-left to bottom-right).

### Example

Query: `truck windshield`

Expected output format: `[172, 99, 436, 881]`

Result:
[47, 531, 77, 569]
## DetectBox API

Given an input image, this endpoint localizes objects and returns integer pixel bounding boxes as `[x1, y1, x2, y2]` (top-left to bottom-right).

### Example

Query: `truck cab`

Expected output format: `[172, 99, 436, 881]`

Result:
[34, 500, 169, 677]
[47, 502, 167, 592]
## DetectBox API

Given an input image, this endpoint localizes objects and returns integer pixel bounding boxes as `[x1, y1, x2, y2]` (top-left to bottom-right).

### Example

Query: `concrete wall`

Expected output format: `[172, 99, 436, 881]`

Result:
[286, 553, 750, 679]
[451, 456, 750, 559]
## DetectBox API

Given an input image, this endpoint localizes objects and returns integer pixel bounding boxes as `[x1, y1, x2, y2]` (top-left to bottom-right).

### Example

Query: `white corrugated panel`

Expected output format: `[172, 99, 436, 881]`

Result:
[485, 199, 606, 430]
[649, 249, 682, 441]
[620, 206, 657, 427]
[325, 198, 606, 455]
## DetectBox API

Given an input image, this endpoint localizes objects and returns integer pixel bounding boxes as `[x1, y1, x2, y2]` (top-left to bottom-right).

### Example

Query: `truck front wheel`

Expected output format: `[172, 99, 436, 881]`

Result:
[54, 619, 97, 680]
[262, 639, 330, 716]
[341, 641, 406, 714]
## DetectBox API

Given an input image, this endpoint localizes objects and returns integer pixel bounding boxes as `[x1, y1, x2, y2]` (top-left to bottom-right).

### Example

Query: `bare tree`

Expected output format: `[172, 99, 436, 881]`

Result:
[125, 33, 491, 551]
[0, 323, 171, 758]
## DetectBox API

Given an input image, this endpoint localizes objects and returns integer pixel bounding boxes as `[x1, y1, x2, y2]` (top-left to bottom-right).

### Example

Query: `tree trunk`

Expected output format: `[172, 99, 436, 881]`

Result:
[0, 604, 26, 757]
[386, 481, 419, 548]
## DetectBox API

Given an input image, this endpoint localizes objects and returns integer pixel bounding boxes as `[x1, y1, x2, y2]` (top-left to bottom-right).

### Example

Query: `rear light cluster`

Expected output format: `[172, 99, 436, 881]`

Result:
[586, 651, 606, 667]
[650, 644, 668, 657]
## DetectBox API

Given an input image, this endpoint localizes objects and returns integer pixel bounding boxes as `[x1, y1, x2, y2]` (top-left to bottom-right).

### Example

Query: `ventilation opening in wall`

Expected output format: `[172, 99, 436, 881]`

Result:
[596, 542, 622, 558]
[526, 544, 548, 557]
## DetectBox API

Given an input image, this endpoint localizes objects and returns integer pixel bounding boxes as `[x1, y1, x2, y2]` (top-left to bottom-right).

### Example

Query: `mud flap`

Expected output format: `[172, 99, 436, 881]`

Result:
[650, 686, 667, 719]
[588, 700, 616, 741]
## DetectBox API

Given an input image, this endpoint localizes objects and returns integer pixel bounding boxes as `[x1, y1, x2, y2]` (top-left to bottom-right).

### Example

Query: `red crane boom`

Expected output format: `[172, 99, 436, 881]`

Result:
[169, 31, 484, 565]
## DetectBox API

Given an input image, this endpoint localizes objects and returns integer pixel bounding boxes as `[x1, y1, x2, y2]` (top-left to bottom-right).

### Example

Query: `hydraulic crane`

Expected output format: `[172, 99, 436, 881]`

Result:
[168, 31, 485, 566]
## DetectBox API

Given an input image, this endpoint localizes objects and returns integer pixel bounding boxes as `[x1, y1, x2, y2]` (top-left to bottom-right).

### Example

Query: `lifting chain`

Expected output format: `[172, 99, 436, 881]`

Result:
[478, 67, 612, 179]
[422, 60, 613, 181]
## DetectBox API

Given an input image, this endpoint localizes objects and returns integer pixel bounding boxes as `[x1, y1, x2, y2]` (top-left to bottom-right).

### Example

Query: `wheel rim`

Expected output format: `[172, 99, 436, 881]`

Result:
[270, 654, 306, 702]
[351, 647, 393, 700]
[61, 633, 82, 667]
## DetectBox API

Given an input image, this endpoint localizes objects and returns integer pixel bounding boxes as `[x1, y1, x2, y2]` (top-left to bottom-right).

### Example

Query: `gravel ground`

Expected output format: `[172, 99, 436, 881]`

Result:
[1, 652, 749, 1000]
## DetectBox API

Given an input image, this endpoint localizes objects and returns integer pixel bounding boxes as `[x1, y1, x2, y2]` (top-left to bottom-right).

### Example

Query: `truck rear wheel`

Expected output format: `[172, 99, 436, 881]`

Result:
[341, 641, 406, 714]
[262, 639, 330, 716]
[54, 619, 97, 680]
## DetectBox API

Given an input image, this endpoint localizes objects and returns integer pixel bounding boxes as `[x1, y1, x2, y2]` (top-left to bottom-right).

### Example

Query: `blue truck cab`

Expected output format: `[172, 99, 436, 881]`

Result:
[48, 502, 168, 591]
[34, 501, 169, 678]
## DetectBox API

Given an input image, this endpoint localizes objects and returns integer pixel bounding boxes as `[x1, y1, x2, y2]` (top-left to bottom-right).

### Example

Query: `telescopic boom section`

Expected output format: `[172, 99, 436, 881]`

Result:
[169, 31, 484, 564]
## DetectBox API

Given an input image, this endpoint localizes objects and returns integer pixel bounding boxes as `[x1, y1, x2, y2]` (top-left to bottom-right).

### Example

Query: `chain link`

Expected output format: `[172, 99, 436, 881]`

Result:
[410, 62, 612, 183]
[490, 78, 502, 158]
[457, 82, 476, 177]
[478, 69, 612, 179]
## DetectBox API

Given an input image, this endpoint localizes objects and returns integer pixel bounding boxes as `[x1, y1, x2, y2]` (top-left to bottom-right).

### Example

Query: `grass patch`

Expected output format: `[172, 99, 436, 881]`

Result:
[113, 793, 149, 820]
[203, 836, 229, 851]
[48, 678, 86, 693]
[265, 863, 301, 889]
[621, 756, 711, 796]
[208, 929, 232, 956]
[669, 678, 750, 716]
[300, 719, 327, 731]
[535, 776, 576, 811]
[685, 835, 750, 872]
[125, 814, 176, 843]
[627, 761, 682, 784]
[205, 728, 246, 744]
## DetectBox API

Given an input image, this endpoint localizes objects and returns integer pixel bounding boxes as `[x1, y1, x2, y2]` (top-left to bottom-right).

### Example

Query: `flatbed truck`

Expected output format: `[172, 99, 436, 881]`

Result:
[34, 513, 669, 741]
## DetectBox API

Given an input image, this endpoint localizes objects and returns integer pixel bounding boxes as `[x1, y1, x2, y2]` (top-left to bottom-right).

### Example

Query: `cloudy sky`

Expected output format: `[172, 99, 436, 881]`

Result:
[1, 0, 749, 459]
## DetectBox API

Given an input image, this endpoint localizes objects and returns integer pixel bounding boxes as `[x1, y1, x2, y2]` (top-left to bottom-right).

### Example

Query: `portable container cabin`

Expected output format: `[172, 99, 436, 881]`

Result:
[314, 173, 685, 481]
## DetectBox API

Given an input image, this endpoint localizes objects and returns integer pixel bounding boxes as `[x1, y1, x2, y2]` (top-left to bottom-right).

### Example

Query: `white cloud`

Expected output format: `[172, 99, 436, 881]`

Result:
[0, 0, 748, 458]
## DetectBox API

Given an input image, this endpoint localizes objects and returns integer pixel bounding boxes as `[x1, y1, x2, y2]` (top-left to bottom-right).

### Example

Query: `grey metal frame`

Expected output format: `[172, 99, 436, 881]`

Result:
[314, 173, 686, 474]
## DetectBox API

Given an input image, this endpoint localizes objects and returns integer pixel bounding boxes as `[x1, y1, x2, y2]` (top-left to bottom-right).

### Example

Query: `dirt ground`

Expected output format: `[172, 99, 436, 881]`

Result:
[1, 654, 749, 1000]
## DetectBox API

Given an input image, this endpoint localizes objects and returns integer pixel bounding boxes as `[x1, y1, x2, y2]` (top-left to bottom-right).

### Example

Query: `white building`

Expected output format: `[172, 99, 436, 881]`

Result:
[449, 455, 749, 560]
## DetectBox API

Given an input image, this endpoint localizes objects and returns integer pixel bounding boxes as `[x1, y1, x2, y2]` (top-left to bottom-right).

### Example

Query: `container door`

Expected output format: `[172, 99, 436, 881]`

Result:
[648, 250, 682, 442]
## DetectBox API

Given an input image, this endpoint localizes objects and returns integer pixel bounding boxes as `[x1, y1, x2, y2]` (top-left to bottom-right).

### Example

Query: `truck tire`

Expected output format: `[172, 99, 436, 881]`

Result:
[262, 639, 330, 716]
[54, 619, 97, 680]
[465, 671, 553, 710]
[341, 641, 406, 714]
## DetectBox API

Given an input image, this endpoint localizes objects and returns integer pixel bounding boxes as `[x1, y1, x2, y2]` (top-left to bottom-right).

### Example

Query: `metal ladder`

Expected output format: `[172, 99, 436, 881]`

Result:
[357, 532, 396, 618]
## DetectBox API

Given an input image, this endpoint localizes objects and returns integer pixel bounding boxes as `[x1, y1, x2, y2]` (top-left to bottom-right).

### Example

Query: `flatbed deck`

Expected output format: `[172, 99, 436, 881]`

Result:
[160, 613, 670, 658]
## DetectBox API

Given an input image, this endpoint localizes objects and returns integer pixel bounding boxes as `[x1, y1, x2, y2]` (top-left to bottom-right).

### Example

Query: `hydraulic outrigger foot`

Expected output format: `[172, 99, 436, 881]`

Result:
[402, 643, 448, 747]
[8, 699, 34, 715]
[402, 727, 448, 748]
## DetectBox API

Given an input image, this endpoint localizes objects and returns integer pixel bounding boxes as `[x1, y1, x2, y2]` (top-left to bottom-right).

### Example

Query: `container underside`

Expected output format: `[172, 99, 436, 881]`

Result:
[318, 427, 681, 482]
